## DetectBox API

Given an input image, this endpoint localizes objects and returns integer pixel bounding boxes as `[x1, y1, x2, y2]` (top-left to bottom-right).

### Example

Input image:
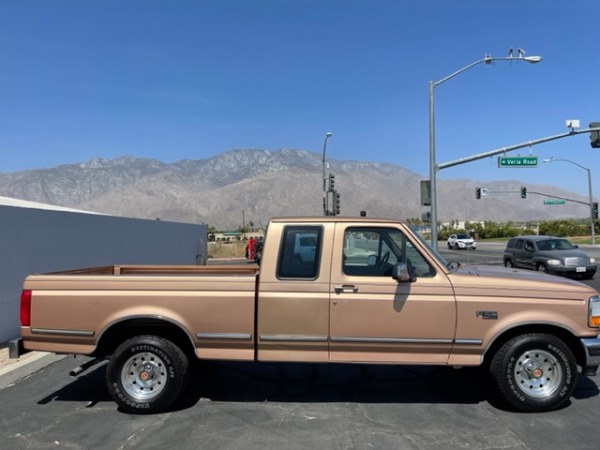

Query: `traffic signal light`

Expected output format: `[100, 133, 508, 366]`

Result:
[594, 202, 599, 219]
[590, 122, 600, 148]
[521, 187, 527, 199]
[475, 187, 481, 199]
[328, 173, 335, 191]
[331, 190, 341, 215]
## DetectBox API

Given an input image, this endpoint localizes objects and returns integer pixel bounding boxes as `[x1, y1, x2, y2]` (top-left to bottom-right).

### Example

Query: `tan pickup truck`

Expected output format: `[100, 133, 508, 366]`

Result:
[13, 217, 600, 413]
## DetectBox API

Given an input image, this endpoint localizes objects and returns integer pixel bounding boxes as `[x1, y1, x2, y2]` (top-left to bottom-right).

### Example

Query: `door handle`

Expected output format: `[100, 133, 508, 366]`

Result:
[334, 284, 358, 294]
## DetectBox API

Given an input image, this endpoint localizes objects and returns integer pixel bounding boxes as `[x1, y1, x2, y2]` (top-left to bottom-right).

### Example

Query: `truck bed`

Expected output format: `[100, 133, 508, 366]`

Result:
[45, 264, 259, 276]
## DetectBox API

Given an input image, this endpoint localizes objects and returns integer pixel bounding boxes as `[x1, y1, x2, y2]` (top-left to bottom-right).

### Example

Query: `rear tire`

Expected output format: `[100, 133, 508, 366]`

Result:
[489, 333, 576, 412]
[504, 259, 514, 268]
[106, 335, 189, 414]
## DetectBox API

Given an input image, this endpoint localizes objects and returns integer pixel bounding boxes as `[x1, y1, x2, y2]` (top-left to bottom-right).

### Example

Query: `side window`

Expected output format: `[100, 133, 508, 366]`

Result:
[515, 240, 524, 250]
[342, 227, 434, 278]
[276, 226, 322, 279]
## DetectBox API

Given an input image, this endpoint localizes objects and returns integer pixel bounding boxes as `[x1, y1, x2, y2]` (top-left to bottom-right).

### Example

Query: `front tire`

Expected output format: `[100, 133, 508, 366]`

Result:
[489, 333, 577, 412]
[537, 263, 548, 273]
[106, 335, 189, 414]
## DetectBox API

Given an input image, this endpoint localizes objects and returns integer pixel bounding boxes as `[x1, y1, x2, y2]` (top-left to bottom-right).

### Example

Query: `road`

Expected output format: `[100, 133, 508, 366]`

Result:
[439, 241, 600, 291]
[1, 243, 599, 449]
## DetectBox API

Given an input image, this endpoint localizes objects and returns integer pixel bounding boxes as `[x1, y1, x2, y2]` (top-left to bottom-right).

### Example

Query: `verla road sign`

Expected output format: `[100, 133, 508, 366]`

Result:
[498, 156, 538, 168]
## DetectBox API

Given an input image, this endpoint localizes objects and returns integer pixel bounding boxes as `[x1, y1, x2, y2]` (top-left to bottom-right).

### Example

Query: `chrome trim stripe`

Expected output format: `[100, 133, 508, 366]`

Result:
[31, 328, 94, 337]
[331, 336, 454, 344]
[196, 332, 252, 340]
[260, 335, 328, 342]
[454, 339, 483, 345]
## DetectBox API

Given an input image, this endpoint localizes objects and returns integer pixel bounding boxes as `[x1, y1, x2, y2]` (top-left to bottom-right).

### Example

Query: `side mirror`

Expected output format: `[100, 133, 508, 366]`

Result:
[447, 261, 461, 271]
[392, 263, 415, 282]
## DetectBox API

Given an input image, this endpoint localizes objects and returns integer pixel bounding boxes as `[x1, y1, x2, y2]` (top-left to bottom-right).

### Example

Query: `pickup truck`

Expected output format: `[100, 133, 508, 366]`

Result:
[13, 217, 600, 413]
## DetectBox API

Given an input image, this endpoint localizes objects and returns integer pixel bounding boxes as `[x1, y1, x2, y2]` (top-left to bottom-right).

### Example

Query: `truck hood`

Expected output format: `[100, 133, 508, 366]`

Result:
[447, 264, 598, 298]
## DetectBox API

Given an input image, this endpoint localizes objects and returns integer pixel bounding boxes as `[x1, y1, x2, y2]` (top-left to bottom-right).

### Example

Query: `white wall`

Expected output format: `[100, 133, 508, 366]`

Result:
[0, 205, 207, 343]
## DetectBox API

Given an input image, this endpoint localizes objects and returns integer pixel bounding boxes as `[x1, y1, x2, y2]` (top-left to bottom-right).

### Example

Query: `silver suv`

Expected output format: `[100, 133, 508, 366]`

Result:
[503, 235, 596, 279]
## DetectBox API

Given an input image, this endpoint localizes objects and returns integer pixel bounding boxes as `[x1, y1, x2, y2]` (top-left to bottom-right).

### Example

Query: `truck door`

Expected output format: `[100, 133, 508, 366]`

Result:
[329, 224, 456, 364]
[256, 223, 333, 362]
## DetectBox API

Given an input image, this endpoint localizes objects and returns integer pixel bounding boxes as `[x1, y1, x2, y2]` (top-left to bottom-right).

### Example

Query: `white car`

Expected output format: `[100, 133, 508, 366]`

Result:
[447, 233, 476, 250]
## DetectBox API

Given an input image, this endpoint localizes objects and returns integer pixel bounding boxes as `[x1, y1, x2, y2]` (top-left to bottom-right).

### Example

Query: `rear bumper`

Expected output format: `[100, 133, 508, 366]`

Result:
[581, 336, 600, 375]
[8, 338, 27, 359]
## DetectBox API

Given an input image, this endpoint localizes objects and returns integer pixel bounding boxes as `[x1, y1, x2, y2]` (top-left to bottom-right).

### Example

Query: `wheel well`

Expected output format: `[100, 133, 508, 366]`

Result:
[95, 318, 195, 358]
[483, 324, 586, 369]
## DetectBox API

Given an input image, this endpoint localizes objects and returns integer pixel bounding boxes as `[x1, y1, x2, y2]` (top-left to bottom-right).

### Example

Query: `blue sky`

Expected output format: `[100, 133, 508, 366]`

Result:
[1, 0, 599, 197]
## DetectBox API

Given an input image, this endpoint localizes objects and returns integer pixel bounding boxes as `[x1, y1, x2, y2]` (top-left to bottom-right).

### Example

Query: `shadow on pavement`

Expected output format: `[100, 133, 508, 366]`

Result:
[36, 358, 599, 413]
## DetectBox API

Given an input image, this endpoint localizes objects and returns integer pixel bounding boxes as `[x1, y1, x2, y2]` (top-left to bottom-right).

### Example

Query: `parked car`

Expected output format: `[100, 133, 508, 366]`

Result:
[447, 233, 476, 250]
[503, 235, 596, 279]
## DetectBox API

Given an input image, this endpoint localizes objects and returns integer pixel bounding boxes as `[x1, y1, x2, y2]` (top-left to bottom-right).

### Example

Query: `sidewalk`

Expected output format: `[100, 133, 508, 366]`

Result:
[0, 345, 65, 390]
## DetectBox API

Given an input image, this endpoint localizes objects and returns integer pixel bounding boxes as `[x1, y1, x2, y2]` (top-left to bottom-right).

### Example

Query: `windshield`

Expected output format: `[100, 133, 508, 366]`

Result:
[536, 239, 576, 251]
[411, 227, 452, 270]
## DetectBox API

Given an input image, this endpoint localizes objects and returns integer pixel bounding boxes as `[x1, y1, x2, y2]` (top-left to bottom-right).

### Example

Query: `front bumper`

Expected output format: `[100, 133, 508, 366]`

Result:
[550, 265, 597, 277]
[580, 335, 600, 375]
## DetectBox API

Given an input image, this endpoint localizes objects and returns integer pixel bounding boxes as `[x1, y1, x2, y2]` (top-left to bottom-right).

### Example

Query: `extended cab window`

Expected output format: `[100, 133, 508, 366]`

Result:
[277, 226, 322, 279]
[342, 227, 434, 278]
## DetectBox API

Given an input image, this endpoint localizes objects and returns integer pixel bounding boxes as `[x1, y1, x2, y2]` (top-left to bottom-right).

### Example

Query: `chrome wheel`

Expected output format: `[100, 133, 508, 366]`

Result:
[513, 349, 562, 398]
[489, 333, 577, 412]
[120, 351, 168, 401]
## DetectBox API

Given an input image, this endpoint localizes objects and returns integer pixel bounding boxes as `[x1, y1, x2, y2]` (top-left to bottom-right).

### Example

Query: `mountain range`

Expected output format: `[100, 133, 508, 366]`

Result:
[0, 149, 592, 230]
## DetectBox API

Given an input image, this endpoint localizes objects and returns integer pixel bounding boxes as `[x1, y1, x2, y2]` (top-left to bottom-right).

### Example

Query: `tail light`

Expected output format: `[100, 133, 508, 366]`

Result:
[20, 290, 32, 327]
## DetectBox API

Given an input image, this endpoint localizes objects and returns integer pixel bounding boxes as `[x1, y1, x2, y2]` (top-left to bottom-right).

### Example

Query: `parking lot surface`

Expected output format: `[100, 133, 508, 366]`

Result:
[1, 354, 599, 449]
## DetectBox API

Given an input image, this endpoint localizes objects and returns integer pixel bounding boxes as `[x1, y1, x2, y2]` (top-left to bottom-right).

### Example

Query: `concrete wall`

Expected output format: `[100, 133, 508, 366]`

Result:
[0, 205, 207, 343]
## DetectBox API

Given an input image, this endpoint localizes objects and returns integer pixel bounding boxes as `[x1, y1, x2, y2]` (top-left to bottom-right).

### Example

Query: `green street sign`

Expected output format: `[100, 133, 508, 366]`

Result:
[544, 199, 566, 205]
[497, 156, 538, 168]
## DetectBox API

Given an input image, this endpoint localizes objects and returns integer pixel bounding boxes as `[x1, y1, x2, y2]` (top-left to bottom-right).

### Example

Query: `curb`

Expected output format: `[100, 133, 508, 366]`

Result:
[0, 352, 66, 390]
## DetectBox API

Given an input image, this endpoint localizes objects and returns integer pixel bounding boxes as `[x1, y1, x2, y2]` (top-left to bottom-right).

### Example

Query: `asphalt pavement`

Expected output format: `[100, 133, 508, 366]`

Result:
[0, 354, 599, 449]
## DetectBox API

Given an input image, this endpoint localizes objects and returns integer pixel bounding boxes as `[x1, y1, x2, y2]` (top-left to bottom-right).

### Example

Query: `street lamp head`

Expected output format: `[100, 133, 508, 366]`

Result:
[542, 157, 553, 163]
[325, 132, 332, 138]
[523, 56, 542, 64]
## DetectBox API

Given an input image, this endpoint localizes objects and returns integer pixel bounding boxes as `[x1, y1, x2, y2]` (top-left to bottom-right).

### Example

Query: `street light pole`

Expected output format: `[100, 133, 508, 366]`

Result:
[543, 157, 595, 245]
[322, 132, 332, 216]
[428, 52, 542, 247]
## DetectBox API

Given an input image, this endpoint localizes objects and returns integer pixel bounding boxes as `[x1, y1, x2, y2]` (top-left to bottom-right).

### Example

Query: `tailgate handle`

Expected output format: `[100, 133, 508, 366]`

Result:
[335, 284, 358, 294]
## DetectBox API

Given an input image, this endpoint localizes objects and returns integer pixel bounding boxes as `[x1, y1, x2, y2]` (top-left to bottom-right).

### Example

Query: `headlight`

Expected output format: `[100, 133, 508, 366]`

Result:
[547, 259, 561, 266]
[590, 257, 596, 264]
[589, 296, 600, 327]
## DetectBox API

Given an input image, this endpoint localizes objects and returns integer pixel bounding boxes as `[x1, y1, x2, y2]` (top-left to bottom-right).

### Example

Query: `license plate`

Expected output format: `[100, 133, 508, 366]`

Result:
[576, 267, 586, 273]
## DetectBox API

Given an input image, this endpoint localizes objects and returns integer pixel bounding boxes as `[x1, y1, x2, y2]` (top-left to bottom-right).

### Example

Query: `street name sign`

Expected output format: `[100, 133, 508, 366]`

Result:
[497, 156, 538, 167]
[544, 199, 566, 205]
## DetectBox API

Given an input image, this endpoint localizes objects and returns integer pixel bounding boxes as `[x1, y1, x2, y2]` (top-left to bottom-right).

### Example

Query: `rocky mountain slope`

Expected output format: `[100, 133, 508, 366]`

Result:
[0, 149, 591, 230]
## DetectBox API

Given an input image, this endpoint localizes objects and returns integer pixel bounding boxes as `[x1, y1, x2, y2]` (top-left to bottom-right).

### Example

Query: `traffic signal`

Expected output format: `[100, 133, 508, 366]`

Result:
[521, 187, 527, 199]
[594, 202, 599, 219]
[328, 173, 335, 191]
[475, 187, 481, 199]
[331, 190, 341, 215]
[590, 122, 600, 148]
